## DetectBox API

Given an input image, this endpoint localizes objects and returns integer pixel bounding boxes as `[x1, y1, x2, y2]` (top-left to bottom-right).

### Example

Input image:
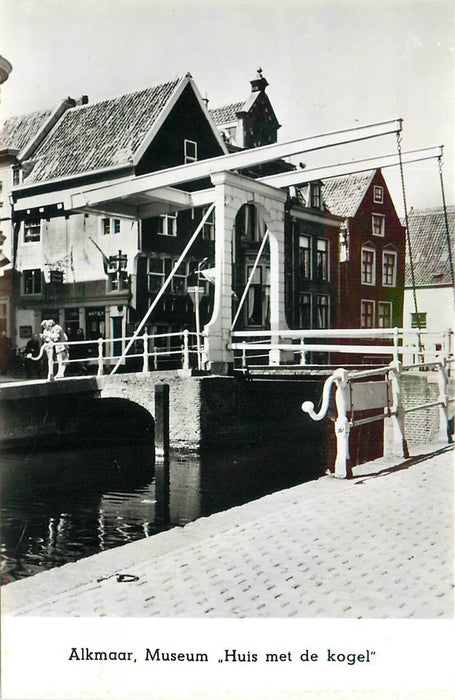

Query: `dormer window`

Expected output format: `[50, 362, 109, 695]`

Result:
[12, 167, 21, 186]
[184, 140, 197, 164]
[373, 185, 384, 204]
[310, 183, 321, 209]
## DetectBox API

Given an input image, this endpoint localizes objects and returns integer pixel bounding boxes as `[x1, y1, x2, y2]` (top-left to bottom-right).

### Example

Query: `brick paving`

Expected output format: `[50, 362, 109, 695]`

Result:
[2, 444, 453, 618]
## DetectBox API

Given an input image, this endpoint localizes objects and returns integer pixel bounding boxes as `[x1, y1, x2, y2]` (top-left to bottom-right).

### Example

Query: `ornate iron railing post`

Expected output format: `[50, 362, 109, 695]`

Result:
[333, 369, 351, 478]
[437, 360, 451, 443]
[182, 330, 190, 371]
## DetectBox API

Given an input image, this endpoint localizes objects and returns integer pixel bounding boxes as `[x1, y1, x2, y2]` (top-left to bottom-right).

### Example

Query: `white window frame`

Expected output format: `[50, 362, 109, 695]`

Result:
[299, 235, 311, 279]
[361, 244, 376, 285]
[411, 312, 427, 329]
[22, 268, 43, 296]
[373, 185, 384, 204]
[158, 212, 177, 237]
[202, 207, 215, 241]
[382, 249, 397, 287]
[101, 217, 121, 235]
[184, 139, 198, 164]
[147, 257, 171, 293]
[360, 299, 375, 328]
[372, 213, 385, 237]
[378, 301, 393, 328]
[315, 294, 330, 329]
[316, 238, 329, 281]
[171, 260, 188, 294]
[298, 292, 312, 328]
[24, 218, 42, 243]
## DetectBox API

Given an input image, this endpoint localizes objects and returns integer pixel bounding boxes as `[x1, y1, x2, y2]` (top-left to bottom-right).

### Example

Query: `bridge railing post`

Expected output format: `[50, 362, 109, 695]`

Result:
[142, 332, 149, 373]
[300, 337, 306, 366]
[182, 330, 190, 371]
[97, 337, 104, 376]
[333, 369, 351, 479]
[384, 360, 409, 458]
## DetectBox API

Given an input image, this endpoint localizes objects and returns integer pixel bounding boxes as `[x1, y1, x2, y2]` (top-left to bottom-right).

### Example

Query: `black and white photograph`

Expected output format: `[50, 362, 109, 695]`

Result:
[0, 1, 453, 698]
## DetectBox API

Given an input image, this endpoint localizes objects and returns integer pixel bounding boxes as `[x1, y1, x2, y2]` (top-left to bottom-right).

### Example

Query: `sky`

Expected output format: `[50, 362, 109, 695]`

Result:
[0, 0, 453, 215]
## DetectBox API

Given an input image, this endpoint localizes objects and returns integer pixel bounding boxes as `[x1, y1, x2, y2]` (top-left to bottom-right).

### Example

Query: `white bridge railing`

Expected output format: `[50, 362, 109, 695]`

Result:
[230, 327, 454, 369]
[31, 329, 207, 378]
[301, 357, 454, 479]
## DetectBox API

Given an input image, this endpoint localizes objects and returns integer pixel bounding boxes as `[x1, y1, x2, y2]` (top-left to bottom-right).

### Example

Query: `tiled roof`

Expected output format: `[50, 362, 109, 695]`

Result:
[404, 206, 455, 287]
[209, 101, 245, 126]
[322, 171, 375, 218]
[0, 109, 53, 152]
[24, 77, 181, 183]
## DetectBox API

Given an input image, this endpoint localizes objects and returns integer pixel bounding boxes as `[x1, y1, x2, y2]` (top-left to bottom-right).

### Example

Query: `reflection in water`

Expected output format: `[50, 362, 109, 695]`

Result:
[1, 439, 324, 584]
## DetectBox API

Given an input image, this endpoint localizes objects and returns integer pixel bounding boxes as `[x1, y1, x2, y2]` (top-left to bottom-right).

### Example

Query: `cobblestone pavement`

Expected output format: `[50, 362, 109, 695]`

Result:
[2, 444, 453, 618]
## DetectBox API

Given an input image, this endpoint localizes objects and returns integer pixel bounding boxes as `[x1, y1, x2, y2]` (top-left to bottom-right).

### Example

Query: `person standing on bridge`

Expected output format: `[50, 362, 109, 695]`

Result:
[40, 319, 69, 379]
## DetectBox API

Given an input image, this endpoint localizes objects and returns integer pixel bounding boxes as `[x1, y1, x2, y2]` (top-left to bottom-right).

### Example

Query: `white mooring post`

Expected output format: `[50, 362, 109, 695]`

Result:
[333, 369, 351, 478]
[97, 338, 104, 376]
[142, 332, 149, 373]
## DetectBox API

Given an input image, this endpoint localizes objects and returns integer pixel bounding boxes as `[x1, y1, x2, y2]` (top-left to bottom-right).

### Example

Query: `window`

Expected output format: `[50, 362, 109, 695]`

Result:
[102, 218, 121, 235]
[299, 293, 312, 328]
[246, 265, 270, 327]
[316, 295, 329, 329]
[411, 312, 427, 329]
[372, 214, 385, 237]
[382, 250, 397, 287]
[298, 235, 311, 278]
[12, 167, 21, 186]
[361, 300, 375, 328]
[158, 212, 177, 237]
[202, 207, 215, 241]
[147, 257, 172, 293]
[171, 261, 187, 294]
[24, 218, 41, 243]
[237, 203, 265, 241]
[23, 269, 42, 295]
[373, 186, 384, 204]
[0, 298, 8, 335]
[310, 183, 321, 209]
[184, 140, 198, 164]
[361, 245, 376, 285]
[378, 301, 393, 328]
[316, 239, 329, 280]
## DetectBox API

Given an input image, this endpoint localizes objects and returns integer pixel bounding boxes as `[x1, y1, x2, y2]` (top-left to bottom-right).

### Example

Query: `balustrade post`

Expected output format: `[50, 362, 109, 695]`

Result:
[242, 346, 246, 369]
[97, 337, 104, 376]
[300, 337, 306, 366]
[393, 327, 400, 364]
[384, 360, 409, 458]
[142, 332, 149, 373]
[437, 360, 451, 443]
[153, 347, 158, 370]
[333, 369, 351, 478]
[182, 330, 190, 371]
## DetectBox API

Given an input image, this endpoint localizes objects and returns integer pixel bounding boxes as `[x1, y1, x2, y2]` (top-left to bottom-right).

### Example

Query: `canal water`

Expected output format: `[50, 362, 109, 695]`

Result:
[1, 439, 325, 585]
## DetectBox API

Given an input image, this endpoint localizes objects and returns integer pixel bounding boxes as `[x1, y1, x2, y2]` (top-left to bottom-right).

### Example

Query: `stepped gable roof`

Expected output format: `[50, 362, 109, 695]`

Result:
[322, 171, 375, 218]
[23, 76, 182, 184]
[209, 101, 246, 126]
[404, 205, 455, 287]
[0, 108, 53, 152]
